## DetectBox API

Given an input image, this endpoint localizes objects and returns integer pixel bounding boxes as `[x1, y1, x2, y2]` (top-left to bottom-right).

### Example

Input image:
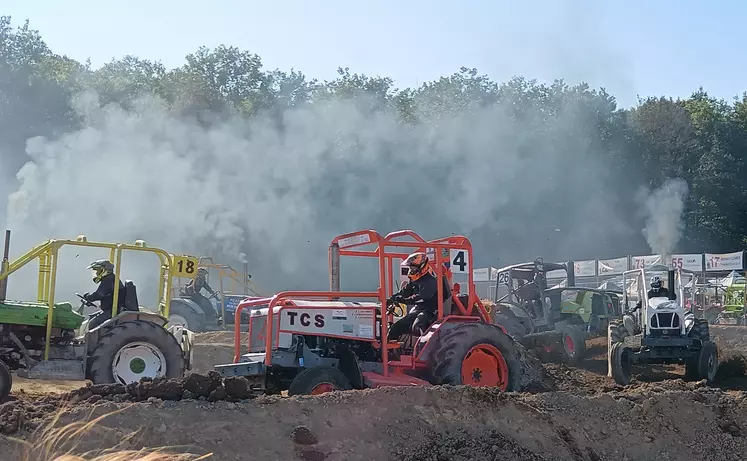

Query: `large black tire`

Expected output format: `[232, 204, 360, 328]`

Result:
[429, 322, 522, 391]
[560, 325, 586, 364]
[0, 359, 11, 401]
[608, 320, 629, 344]
[88, 320, 186, 385]
[168, 301, 206, 332]
[492, 308, 528, 341]
[688, 318, 710, 342]
[288, 367, 353, 396]
[610, 342, 632, 386]
[685, 340, 719, 383]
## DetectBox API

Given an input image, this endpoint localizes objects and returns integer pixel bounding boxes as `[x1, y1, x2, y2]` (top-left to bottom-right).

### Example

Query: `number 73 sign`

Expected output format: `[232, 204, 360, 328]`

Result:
[171, 255, 200, 278]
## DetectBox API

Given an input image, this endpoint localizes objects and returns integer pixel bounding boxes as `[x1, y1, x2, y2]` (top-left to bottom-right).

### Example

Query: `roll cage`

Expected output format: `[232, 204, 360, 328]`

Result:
[231, 229, 488, 377]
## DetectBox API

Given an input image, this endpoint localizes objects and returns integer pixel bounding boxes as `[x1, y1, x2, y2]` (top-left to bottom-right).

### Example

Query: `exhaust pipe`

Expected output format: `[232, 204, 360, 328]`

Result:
[667, 269, 676, 300]
[566, 260, 576, 287]
[0, 230, 10, 301]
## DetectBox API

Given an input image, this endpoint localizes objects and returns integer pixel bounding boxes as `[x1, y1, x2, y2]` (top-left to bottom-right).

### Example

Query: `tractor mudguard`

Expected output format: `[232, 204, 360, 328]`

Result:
[171, 297, 206, 316]
[85, 311, 170, 355]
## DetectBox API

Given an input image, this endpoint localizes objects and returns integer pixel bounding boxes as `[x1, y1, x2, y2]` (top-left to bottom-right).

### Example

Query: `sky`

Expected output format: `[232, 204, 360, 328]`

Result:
[2, 0, 745, 109]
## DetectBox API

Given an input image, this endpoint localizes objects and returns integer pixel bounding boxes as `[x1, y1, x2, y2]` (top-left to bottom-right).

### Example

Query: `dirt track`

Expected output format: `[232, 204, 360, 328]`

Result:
[0, 326, 746, 460]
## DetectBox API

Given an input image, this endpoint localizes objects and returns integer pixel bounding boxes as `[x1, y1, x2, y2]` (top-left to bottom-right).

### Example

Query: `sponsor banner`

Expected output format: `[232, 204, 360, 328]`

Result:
[573, 260, 597, 277]
[668, 254, 703, 272]
[472, 267, 490, 282]
[632, 254, 662, 269]
[490, 267, 499, 281]
[599, 257, 628, 275]
[705, 251, 743, 271]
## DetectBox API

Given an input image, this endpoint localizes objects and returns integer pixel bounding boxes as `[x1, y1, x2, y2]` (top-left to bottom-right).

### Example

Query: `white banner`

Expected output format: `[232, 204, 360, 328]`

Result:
[490, 267, 499, 281]
[668, 254, 703, 272]
[631, 254, 662, 269]
[472, 267, 490, 282]
[598, 257, 628, 275]
[573, 260, 597, 277]
[546, 269, 566, 278]
[705, 251, 743, 271]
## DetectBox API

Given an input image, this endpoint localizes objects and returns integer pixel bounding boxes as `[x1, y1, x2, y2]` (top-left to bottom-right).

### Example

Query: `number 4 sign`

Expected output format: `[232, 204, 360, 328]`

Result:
[450, 249, 470, 274]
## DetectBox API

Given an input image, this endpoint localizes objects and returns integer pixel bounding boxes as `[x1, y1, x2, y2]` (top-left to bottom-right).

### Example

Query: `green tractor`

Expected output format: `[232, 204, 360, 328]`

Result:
[0, 230, 195, 401]
[491, 258, 622, 363]
[711, 271, 746, 325]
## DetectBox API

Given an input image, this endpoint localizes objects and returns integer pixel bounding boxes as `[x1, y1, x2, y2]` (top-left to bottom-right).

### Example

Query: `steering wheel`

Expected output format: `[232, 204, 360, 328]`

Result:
[386, 301, 407, 317]
[75, 292, 97, 307]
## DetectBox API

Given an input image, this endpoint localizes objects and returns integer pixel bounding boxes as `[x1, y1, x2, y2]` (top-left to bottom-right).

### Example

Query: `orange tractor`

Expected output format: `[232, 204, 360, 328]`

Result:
[215, 230, 523, 394]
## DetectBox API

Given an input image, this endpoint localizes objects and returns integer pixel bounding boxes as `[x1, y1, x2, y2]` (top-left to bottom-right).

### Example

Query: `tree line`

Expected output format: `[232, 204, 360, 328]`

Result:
[1, 16, 746, 270]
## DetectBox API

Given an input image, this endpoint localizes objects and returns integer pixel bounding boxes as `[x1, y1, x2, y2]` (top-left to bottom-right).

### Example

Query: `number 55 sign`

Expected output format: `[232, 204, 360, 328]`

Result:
[172, 255, 199, 278]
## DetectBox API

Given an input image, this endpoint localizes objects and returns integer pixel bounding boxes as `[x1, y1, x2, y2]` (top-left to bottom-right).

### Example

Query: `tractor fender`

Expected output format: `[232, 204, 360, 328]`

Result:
[85, 311, 170, 356]
[171, 297, 206, 316]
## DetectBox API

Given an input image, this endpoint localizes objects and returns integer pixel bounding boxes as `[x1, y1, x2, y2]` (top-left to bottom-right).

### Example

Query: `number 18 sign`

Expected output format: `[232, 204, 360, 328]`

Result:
[172, 255, 200, 278]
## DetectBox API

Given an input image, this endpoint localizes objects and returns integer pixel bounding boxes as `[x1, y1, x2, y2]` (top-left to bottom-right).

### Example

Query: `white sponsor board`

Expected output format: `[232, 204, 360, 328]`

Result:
[705, 251, 743, 271]
[632, 254, 662, 269]
[279, 306, 376, 340]
[599, 257, 628, 275]
[668, 254, 703, 272]
[573, 260, 597, 277]
[472, 267, 490, 282]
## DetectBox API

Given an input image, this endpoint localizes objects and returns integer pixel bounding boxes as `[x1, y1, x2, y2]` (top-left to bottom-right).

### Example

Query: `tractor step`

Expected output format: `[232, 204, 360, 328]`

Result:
[362, 371, 431, 388]
[388, 355, 428, 370]
[16, 359, 85, 381]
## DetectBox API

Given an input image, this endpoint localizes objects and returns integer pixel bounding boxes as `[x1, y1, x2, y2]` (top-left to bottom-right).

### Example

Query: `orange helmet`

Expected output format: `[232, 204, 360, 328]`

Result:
[402, 252, 431, 281]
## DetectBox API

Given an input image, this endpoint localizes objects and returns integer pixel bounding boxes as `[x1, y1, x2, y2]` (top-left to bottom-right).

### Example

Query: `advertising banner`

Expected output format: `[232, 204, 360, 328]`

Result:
[598, 257, 628, 275]
[705, 251, 743, 271]
[631, 254, 662, 269]
[573, 260, 597, 277]
[668, 254, 703, 272]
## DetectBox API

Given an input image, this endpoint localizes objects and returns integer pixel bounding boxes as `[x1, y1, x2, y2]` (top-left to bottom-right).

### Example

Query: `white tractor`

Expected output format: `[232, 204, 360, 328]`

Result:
[608, 266, 718, 385]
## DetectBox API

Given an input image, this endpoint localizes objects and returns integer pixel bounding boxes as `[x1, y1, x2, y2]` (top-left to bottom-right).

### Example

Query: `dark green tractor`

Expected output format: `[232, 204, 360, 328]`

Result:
[491, 258, 622, 364]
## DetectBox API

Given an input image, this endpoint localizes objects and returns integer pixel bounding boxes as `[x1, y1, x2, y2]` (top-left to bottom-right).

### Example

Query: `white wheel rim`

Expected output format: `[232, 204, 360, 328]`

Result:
[168, 314, 189, 329]
[112, 341, 167, 384]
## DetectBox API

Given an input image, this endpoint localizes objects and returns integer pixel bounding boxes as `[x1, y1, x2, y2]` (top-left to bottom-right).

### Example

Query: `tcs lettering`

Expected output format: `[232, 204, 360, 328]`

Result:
[286, 311, 325, 328]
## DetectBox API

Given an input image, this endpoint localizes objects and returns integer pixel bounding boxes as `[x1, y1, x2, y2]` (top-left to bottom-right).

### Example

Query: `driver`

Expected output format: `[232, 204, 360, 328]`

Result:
[83, 260, 126, 330]
[183, 267, 217, 305]
[386, 252, 451, 342]
[633, 275, 676, 311]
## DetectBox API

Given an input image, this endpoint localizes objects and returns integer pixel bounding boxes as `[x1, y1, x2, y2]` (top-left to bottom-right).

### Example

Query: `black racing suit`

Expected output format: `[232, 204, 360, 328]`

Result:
[85, 273, 126, 330]
[184, 274, 218, 320]
[633, 288, 676, 311]
[387, 271, 452, 341]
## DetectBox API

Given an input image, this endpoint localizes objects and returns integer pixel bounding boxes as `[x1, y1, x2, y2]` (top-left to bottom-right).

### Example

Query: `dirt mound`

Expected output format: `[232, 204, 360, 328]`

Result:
[1, 384, 746, 461]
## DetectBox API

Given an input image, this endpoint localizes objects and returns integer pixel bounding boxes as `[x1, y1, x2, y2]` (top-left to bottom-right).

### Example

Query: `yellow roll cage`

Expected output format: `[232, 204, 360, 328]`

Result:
[0, 232, 197, 359]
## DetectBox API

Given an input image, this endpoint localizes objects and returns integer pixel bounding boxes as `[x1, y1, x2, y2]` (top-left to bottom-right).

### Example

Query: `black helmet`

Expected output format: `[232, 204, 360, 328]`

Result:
[87, 260, 114, 283]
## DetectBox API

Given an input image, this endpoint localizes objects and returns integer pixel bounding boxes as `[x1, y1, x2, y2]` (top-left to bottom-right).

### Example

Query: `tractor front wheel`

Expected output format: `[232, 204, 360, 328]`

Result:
[686, 340, 719, 383]
[560, 325, 586, 364]
[429, 322, 521, 391]
[609, 342, 632, 386]
[0, 359, 11, 401]
[288, 367, 352, 396]
[88, 320, 186, 385]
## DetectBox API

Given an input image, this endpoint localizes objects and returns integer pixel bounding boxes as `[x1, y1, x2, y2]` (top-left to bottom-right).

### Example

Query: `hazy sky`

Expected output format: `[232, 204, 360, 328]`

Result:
[3, 0, 745, 108]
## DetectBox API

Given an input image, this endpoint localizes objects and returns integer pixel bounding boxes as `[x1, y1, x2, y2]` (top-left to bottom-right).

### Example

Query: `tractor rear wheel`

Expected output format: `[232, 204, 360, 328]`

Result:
[429, 322, 521, 391]
[0, 359, 11, 401]
[288, 367, 352, 396]
[88, 320, 186, 385]
[168, 300, 206, 332]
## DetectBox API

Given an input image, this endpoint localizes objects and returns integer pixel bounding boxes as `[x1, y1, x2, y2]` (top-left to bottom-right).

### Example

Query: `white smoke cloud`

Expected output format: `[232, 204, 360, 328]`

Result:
[639, 178, 690, 259]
